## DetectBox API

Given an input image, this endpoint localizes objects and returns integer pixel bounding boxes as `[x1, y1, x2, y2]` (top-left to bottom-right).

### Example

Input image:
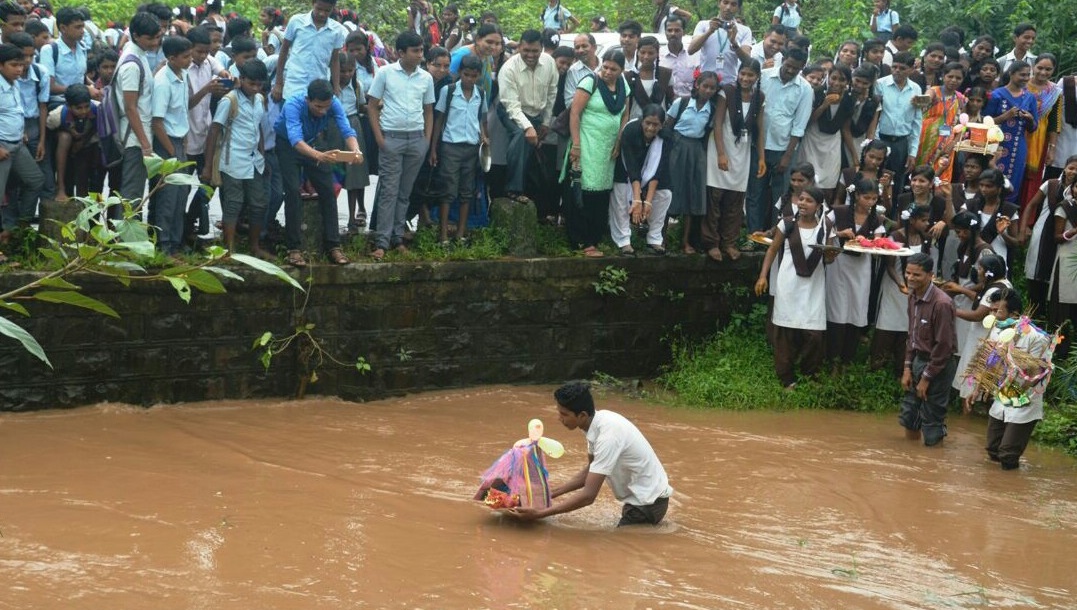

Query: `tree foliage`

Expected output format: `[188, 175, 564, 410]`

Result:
[60, 0, 1075, 73]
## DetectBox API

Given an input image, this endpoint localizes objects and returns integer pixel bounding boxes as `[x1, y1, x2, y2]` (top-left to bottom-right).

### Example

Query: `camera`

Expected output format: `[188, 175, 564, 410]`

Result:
[718, 19, 734, 30]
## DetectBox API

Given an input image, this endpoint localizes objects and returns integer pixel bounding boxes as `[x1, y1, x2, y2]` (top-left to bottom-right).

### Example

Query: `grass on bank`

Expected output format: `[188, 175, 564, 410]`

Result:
[656, 302, 1077, 457]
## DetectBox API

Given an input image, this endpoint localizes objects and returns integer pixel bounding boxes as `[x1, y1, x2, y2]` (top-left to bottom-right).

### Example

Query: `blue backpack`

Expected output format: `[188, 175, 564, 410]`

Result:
[97, 54, 145, 166]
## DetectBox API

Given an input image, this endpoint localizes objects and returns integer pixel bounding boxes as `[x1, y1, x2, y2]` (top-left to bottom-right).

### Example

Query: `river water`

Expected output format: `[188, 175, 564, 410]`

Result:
[2, 386, 1075, 609]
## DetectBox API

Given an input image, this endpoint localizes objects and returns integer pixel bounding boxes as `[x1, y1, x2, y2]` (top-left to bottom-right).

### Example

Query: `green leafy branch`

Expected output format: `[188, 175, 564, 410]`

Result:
[0, 157, 303, 367]
[252, 272, 370, 399]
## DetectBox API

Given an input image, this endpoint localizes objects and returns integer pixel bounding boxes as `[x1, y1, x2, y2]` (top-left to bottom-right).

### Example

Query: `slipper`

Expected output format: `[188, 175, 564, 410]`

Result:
[645, 245, 666, 256]
[328, 247, 350, 265]
[371, 248, 385, 261]
[619, 245, 635, 257]
[286, 249, 308, 268]
[582, 246, 604, 258]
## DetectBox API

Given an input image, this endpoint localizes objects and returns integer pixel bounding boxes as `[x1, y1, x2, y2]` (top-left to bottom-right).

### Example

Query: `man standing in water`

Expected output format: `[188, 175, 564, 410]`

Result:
[508, 381, 673, 526]
[901, 253, 957, 447]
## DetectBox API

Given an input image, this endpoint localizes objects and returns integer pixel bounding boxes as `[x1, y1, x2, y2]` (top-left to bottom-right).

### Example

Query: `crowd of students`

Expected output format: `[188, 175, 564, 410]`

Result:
[0, 0, 1068, 463]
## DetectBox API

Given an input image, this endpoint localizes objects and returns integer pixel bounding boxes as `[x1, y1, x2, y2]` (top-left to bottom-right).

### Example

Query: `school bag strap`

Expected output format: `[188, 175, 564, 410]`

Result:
[210, 90, 242, 187]
[442, 81, 484, 136]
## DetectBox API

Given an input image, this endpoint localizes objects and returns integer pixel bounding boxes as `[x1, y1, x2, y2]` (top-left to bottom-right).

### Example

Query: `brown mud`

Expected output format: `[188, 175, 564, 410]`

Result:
[1, 386, 1074, 609]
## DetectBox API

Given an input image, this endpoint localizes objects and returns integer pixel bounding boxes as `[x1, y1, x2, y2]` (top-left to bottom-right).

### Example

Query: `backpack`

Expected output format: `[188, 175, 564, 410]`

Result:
[209, 90, 248, 187]
[668, 95, 716, 141]
[98, 54, 146, 167]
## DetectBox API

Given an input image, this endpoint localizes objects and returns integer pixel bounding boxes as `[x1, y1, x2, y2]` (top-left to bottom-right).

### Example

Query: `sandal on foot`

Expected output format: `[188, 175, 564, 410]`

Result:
[645, 244, 666, 256]
[371, 248, 385, 261]
[619, 245, 636, 257]
[286, 250, 308, 268]
[328, 247, 350, 265]
[582, 246, 604, 258]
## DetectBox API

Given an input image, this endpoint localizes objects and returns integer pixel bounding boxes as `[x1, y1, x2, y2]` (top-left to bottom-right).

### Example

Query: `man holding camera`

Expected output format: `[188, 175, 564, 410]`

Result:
[688, 0, 753, 84]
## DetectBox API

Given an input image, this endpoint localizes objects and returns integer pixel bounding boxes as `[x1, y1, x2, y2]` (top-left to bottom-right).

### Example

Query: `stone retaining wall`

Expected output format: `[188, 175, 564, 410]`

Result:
[0, 256, 760, 411]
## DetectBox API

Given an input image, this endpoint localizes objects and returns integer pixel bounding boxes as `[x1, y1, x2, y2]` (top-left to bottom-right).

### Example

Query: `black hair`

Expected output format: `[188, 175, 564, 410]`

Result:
[853, 64, 879, 83]
[939, 26, 965, 48]
[1034, 53, 1058, 72]
[907, 252, 934, 274]
[64, 82, 91, 106]
[0, 43, 21, 63]
[7, 31, 32, 49]
[518, 29, 542, 45]
[952, 210, 981, 242]
[551, 46, 574, 61]
[910, 165, 936, 182]
[640, 103, 666, 122]
[965, 86, 987, 103]
[0, 1, 27, 21]
[941, 61, 965, 77]
[474, 23, 500, 41]
[540, 28, 559, 50]
[987, 288, 1024, 315]
[396, 30, 423, 52]
[860, 139, 889, 167]
[1013, 22, 1036, 37]
[740, 57, 762, 76]
[54, 6, 80, 27]
[977, 252, 1008, 289]
[225, 15, 253, 41]
[853, 177, 879, 196]
[142, 2, 172, 22]
[785, 47, 808, 65]
[425, 45, 449, 63]
[261, 6, 285, 29]
[603, 48, 625, 69]
[229, 36, 257, 56]
[892, 52, 916, 68]
[187, 24, 212, 46]
[554, 381, 595, 416]
[790, 34, 811, 49]
[458, 54, 483, 73]
[306, 78, 333, 101]
[617, 19, 642, 37]
[799, 186, 827, 218]
[893, 24, 918, 41]
[162, 35, 192, 58]
[94, 47, 119, 66]
[664, 15, 685, 31]
[129, 11, 161, 38]
[790, 162, 816, 182]
[24, 19, 48, 37]
[829, 63, 852, 84]
[767, 24, 788, 38]
[638, 35, 660, 52]
[238, 57, 268, 81]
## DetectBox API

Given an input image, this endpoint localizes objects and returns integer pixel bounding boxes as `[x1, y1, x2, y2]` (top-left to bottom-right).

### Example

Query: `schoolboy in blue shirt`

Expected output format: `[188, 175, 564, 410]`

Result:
[9, 32, 49, 201]
[0, 43, 44, 248]
[150, 35, 193, 255]
[41, 7, 92, 108]
[272, 0, 346, 101]
[47, 84, 101, 201]
[117, 12, 162, 202]
[431, 54, 487, 244]
[273, 78, 362, 267]
[202, 59, 271, 259]
[367, 31, 434, 260]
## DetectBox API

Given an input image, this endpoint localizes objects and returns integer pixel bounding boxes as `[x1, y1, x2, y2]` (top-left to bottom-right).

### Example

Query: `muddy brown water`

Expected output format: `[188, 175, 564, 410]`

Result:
[2, 386, 1075, 609]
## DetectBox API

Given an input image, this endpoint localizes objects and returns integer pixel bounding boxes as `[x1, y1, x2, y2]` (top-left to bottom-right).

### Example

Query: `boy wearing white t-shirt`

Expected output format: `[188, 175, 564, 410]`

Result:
[507, 381, 673, 526]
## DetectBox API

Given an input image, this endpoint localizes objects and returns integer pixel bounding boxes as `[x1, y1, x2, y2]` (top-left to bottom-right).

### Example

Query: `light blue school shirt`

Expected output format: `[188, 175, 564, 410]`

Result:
[214, 91, 266, 179]
[436, 83, 486, 144]
[273, 92, 356, 147]
[669, 97, 713, 139]
[281, 11, 347, 99]
[541, 4, 572, 30]
[367, 62, 435, 132]
[262, 98, 282, 151]
[152, 66, 190, 139]
[873, 9, 898, 34]
[758, 67, 813, 151]
[773, 2, 801, 30]
[338, 78, 367, 117]
[40, 39, 87, 104]
[16, 64, 50, 119]
[875, 75, 923, 155]
[356, 64, 375, 93]
[0, 77, 26, 141]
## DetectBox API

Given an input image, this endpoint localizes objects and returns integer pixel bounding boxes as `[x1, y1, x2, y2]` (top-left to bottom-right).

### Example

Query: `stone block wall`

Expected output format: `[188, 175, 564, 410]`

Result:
[0, 256, 760, 411]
